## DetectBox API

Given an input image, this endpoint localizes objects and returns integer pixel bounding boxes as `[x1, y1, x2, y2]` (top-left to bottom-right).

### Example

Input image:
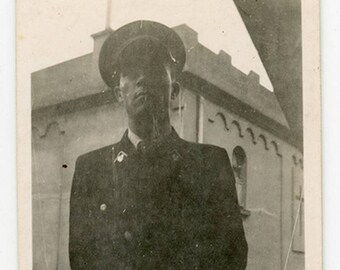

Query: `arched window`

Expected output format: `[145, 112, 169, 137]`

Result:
[232, 146, 247, 209]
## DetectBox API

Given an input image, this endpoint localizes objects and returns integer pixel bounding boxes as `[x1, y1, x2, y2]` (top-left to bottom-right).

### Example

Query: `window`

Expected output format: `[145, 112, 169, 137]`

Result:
[232, 146, 247, 209]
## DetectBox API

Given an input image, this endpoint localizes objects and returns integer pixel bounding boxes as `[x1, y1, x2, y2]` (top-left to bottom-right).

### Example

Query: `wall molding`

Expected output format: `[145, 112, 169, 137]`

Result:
[258, 134, 269, 150]
[208, 111, 284, 156]
[231, 120, 244, 138]
[245, 128, 257, 145]
[32, 121, 65, 139]
[292, 155, 304, 169]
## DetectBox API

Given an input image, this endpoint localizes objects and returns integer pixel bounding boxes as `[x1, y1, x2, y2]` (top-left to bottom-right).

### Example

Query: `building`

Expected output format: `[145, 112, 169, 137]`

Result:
[31, 24, 304, 269]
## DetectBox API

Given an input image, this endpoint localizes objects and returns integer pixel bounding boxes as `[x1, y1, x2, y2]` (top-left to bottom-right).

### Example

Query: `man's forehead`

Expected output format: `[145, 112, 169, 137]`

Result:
[118, 37, 173, 67]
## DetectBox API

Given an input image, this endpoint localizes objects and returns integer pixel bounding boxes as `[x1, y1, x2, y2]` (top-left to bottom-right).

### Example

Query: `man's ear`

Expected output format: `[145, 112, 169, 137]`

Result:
[171, 82, 180, 100]
[114, 86, 124, 103]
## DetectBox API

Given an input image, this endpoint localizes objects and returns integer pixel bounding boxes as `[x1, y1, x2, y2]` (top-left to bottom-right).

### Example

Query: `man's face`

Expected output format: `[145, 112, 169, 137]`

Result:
[117, 61, 174, 119]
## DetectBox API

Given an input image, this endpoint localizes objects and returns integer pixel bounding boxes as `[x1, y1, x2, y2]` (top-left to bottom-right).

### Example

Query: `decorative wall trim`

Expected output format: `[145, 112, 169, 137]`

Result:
[298, 159, 303, 169]
[32, 121, 65, 138]
[214, 112, 229, 130]
[180, 72, 301, 149]
[292, 155, 298, 165]
[245, 128, 257, 145]
[258, 134, 269, 150]
[231, 120, 244, 138]
[270, 141, 282, 157]
[292, 155, 303, 169]
[208, 111, 284, 155]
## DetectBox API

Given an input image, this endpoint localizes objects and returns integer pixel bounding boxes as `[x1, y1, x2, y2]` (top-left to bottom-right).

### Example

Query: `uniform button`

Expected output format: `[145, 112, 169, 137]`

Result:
[172, 151, 180, 161]
[124, 231, 132, 241]
[100, 204, 107, 211]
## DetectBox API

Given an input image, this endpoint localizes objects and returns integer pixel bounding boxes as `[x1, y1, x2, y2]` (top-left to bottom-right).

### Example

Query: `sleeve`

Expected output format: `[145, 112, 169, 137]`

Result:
[212, 148, 248, 269]
[69, 156, 95, 270]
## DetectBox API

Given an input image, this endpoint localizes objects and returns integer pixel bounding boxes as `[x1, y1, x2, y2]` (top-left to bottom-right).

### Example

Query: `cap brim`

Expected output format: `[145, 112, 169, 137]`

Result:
[99, 20, 186, 88]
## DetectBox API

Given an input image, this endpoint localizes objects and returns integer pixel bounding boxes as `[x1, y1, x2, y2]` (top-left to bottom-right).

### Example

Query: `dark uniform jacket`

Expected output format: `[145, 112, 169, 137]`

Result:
[69, 129, 248, 269]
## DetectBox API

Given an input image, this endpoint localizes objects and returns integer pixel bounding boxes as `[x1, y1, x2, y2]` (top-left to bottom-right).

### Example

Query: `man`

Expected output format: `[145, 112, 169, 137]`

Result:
[69, 20, 248, 270]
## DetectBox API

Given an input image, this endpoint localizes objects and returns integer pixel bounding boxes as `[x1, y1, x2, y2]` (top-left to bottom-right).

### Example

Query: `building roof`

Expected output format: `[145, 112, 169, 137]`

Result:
[173, 25, 288, 128]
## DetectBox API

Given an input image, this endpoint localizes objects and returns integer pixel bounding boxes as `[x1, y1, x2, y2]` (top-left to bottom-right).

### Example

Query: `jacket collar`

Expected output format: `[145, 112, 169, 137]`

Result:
[114, 126, 182, 158]
[127, 129, 142, 149]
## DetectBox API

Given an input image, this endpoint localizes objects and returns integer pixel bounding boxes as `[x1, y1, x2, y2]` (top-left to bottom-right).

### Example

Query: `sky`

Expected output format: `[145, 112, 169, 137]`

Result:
[19, 0, 273, 91]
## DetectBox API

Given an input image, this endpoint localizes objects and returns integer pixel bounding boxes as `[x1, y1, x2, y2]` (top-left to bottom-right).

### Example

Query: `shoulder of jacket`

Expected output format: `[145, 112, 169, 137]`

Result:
[180, 139, 226, 154]
[75, 143, 117, 165]
[177, 139, 228, 163]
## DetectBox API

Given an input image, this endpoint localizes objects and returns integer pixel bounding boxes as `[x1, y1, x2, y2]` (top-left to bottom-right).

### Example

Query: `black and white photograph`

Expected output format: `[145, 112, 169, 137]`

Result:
[16, 0, 322, 269]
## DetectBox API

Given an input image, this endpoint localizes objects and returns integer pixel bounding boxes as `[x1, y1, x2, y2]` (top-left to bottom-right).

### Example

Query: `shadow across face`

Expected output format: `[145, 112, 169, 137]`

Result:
[116, 38, 176, 119]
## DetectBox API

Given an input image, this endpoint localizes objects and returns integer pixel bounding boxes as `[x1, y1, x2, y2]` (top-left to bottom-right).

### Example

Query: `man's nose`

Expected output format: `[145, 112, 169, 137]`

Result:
[136, 75, 146, 89]
[136, 76, 156, 92]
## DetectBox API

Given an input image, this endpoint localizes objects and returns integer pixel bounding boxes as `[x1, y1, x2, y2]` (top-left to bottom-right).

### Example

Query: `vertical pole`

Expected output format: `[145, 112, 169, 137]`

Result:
[196, 95, 204, 143]
[283, 184, 304, 270]
[179, 91, 184, 138]
[279, 155, 283, 269]
[105, 0, 112, 29]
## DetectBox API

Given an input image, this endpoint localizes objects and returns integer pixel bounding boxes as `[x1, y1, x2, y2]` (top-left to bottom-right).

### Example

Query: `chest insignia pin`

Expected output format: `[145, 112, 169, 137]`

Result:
[172, 150, 182, 162]
[114, 151, 128, 163]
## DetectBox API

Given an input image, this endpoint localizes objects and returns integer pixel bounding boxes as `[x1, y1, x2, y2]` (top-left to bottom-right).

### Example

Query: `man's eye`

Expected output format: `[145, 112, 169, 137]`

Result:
[136, 80, 145, 88]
